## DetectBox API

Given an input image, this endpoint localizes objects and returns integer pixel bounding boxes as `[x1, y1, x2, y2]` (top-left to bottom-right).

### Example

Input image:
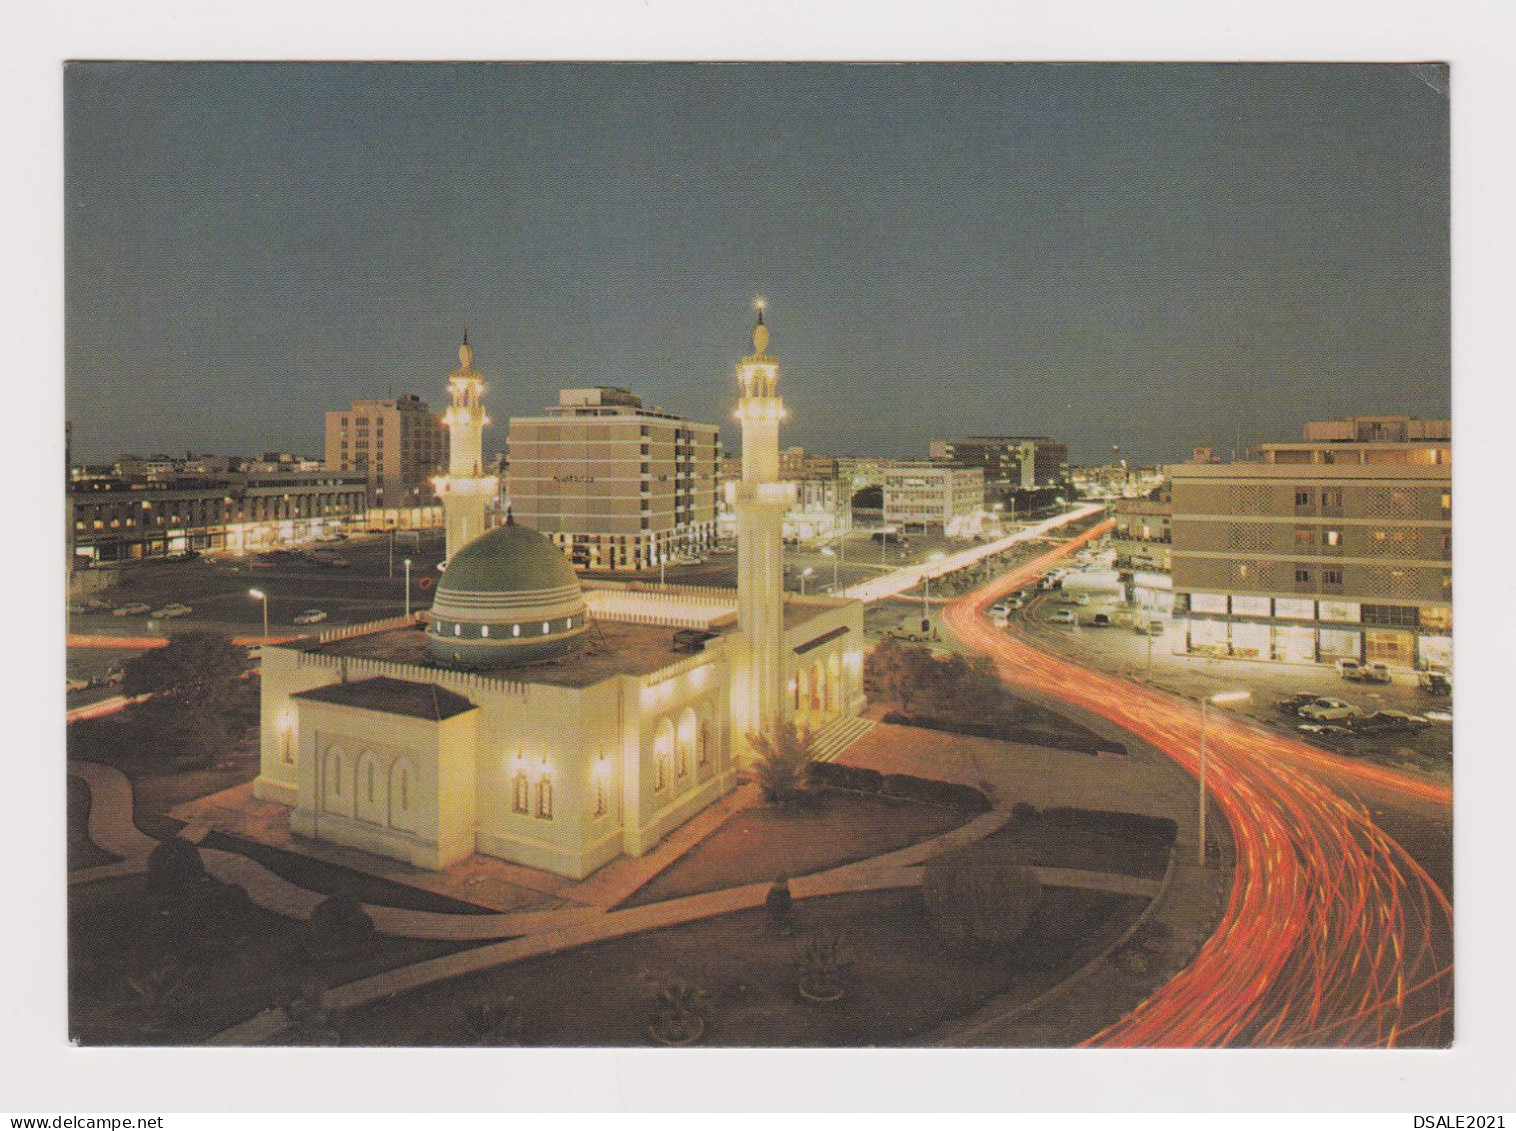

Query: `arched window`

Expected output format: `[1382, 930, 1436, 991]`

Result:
[367, 763, 375, 803]
[279, 729, 294, 765]
[676, 708, 697, 780]
[536, 777, 554, 819]
[653, 718, 675, 792]
[512, 771, 530, 814]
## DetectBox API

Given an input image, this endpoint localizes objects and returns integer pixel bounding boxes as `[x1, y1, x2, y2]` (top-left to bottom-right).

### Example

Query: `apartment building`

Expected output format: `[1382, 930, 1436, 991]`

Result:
[506, 387, 720, 571]
[929, 436, 1069, 496]
[324, 395, 446, 509]
[71, 469, 368, 562]
[881, 462, 985, 533]
[1113, 494, 1174, 570]
[1169, 429, 1451, 671]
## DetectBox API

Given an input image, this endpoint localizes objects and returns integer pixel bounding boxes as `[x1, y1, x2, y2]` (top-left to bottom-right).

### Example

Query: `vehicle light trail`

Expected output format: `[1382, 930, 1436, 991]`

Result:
[941, 519, 1452, 1047]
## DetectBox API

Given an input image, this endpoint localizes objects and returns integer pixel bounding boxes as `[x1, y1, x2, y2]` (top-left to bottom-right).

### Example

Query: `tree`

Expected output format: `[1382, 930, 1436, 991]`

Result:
[122, 632, 248, 703]
[921, 844, 1042, 963]
[748, 720, 815, 805]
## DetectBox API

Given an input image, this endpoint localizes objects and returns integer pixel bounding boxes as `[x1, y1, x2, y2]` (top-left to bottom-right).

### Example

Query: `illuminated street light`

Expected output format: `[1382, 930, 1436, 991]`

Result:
[404, 558, 413, 618]
[820, 543, 838, 590]
[923, 550, 947, 630]
[1199, 690, 1251, 866]
[248, 588, 268, 639]
[800, 565, 814, 596]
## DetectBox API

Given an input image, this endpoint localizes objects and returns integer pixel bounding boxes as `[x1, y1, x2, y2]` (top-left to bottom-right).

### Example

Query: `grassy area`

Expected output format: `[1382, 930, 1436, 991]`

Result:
[335, 885, 1147, 1047]
[979, 808, 1175, 880]
[67, 775, 117, 871]
[620, 790, 971, 909]
[68, 873, 468, 1046]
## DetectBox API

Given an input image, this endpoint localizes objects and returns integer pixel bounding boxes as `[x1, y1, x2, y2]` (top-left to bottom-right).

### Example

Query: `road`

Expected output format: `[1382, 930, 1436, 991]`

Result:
[942, 520, 1453, 1047]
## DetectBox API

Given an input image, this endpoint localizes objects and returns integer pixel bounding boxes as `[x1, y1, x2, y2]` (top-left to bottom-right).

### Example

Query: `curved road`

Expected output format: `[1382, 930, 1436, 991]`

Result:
[942, 521, 1453, 1048]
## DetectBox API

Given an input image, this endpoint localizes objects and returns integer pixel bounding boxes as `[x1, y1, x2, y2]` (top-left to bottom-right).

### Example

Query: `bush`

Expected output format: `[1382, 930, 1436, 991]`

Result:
[921, 844, 1043, 963]
[880, 711, 911, 726]
[146, 836, 206, 892]
[804, 761, 883, 794]
[1010, 801, 1040, 823]
[1039, 808, 1177, 848]
[749, 721, 816, 806]
[881, 773, 991, 812]
[304, 891, 375, 955]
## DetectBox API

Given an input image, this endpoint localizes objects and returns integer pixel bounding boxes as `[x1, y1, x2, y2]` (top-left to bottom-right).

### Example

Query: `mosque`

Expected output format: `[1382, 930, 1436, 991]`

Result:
[252, 312, 866, 879]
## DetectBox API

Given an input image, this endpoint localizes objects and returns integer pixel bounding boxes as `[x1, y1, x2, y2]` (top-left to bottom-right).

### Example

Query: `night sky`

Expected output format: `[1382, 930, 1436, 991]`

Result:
[65, 63, 1449, 466]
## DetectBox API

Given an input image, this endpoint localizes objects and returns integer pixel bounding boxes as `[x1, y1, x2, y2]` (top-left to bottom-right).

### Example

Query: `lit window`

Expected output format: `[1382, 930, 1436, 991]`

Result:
[454, 623, 462, 637]
[1325, 530, 1341, 547]
[542, 621, 550, 634]
[512, 771, 530, 814]
[512, 624, 521, 638]
[481, 625, 489, 638]
[536, 778, 554, 820]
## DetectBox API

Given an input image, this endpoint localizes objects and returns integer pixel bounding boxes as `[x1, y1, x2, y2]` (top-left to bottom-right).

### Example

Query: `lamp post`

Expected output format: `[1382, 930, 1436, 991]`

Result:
[800, 565, 814, 596]
[922, 550, 947, 632]
[1198, 690, 1250, 866]
[388, 529, 395, 578]
[248, 588, 268, 639]
[404, 558, 412, 618]
[820, 544, 837, 591]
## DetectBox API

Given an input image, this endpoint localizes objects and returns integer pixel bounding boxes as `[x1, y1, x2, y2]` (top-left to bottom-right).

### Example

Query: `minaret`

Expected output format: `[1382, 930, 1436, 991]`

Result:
[434, 333, 499, 561]
[729, 302, 795, 757]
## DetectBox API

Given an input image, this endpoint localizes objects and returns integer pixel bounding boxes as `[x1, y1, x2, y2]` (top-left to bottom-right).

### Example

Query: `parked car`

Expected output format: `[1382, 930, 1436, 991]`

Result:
[1343, 661, 1392, 684]
[86, 597, 115, 611]
[990, 601, 1011, 616]
[1418, 671, 1452, 696]
[67, 603, 87, 615]
[1050, 608, 1077, 624]
[1334, 658, 1363, 678]
[1298, 722, 1354, 738]
[113, 602, 152, 616]
[1358, 709, 1430, 732]
[99, 667, 125, 686]
[292, 609, 329, 625]
[1298, 697, 1363, 722]
[1089, 611, 1115, 627]
[1059, 593, 1089, 606]
[67, 677, 90, 693]
[1423, 708, 1452, 723]
[1277, 691, 1322, 716]
[151, 603, 193, 618]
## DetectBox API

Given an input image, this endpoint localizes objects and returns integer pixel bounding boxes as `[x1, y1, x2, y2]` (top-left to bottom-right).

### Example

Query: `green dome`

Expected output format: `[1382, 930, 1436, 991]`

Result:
[436, 521, 579, 595]
[428, 521, 588, 667]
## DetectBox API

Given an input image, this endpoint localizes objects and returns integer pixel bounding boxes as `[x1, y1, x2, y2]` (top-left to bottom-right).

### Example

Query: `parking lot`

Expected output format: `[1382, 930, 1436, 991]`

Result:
[1008, 586, 1452, 778]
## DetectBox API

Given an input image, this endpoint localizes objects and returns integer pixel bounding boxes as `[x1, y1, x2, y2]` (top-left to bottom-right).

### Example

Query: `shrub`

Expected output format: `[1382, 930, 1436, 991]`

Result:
[794, 933, 853, 1001]
[804, 761, 883, 794]
[146, 836, 206, 892]
[881, 773, 991, 812]
[921, 844, 1043, 963]
[463, 997, 526, 1046]
[1010, 801, 1040, 823]
[1039, 808, 1178, 848]
[749, 721, 816, 806]
[304, 891, 375, 955]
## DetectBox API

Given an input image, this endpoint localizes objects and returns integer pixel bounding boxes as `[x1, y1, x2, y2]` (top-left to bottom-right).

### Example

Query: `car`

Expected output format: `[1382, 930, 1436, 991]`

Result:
[1343, 661, 1392, 684]
[86, 597, 115, 611]
[990, 601, 1011, 616]
[67, 677, 90, 693]
[1277, 691, 1321, 716]
[67, 603, 88, 615]
[151, 603, 193, 618]
[1050, 608, 1077, 624]
[1059, 593, 1089, 606]
[1362, 709, 1431, 731]
[1334, 658, 1364, 678]
[1418, 671, 1452, 696]
[1297, 722, 1354, 737]
[1423, 708, 1452, 723]
[292, 609, 329, 625]
[1008, 597, 1026, 610]
[113, 602, 152, 616]
[99, 667, 125, 686]
[1089, 611, 1115, 627]
[1298, 697, 1363, 722]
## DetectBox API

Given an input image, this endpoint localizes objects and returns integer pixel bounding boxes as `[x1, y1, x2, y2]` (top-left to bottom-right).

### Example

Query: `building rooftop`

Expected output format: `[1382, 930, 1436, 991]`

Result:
[292, 676, 477, 720]
[293, 599, 841, 690]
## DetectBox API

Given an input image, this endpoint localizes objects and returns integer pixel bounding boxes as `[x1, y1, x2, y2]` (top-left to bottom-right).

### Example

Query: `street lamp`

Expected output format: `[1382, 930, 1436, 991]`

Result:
[800, 565, 814, 596]
[248, 588, 268, 639]
[820, 544, 837, 591]
[404, 558, 412, 618]
[1198, 690, 1250, 866]
[922, 550, 947, 631]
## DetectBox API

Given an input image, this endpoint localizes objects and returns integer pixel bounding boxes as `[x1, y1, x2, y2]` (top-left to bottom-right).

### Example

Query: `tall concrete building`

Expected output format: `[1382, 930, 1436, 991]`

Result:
[325, 393, 446, 510]
[930, 436, 1069, 495]
[881, 461, 985, 533]
[1169, 423, 1451, 671]
[506, 386, 719, 572]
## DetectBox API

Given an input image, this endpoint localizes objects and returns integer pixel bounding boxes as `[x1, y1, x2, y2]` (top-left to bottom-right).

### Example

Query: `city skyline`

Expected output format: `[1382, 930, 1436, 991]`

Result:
[66, 63, 1449, 466]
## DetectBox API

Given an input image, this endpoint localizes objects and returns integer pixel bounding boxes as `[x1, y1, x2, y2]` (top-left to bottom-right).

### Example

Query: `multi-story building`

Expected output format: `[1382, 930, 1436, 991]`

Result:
[881, 461, 984, 533]
[1302, 414, 1451, 444]
[71, 469, 369, 562]
[783, 475, 852, 543]
[506, 386, 720, 571]
[930, 436, 1069, 496]
[1169, 428, 1451, 671]
[325, 395, 446, 511]
[1113, 493, 1173, 570]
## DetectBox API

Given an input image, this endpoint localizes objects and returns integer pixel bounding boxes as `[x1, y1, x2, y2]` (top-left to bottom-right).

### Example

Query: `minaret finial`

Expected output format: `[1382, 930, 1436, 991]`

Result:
[751, 299, 769, 355]
[458, 330, 474, 371]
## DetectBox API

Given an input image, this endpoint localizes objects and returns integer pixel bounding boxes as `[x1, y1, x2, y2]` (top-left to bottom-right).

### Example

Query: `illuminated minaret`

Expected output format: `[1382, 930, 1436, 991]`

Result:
[729, 302, 795, 755]
[434, 333, 499, 561]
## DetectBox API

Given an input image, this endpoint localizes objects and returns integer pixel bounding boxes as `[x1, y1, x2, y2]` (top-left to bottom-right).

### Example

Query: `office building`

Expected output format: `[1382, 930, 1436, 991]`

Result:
[881, 461, 984, 533]
[325, 394, 446, 511]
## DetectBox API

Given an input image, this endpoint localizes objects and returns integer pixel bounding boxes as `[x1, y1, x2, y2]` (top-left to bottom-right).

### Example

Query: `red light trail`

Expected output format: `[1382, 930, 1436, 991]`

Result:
[942, 519, 1453, 1047]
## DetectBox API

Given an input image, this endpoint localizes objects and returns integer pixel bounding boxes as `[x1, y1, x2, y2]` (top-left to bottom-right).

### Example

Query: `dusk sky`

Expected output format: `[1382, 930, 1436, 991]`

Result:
[65, 63, 1449, 466]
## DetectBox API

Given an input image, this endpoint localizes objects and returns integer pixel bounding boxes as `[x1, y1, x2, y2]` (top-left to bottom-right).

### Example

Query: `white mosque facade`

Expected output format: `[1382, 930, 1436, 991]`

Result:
[252, 314, 866, 879]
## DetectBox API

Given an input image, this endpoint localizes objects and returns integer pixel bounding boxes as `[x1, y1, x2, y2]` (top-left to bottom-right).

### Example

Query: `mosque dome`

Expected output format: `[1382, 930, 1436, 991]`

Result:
[427, 516, 589, 667]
